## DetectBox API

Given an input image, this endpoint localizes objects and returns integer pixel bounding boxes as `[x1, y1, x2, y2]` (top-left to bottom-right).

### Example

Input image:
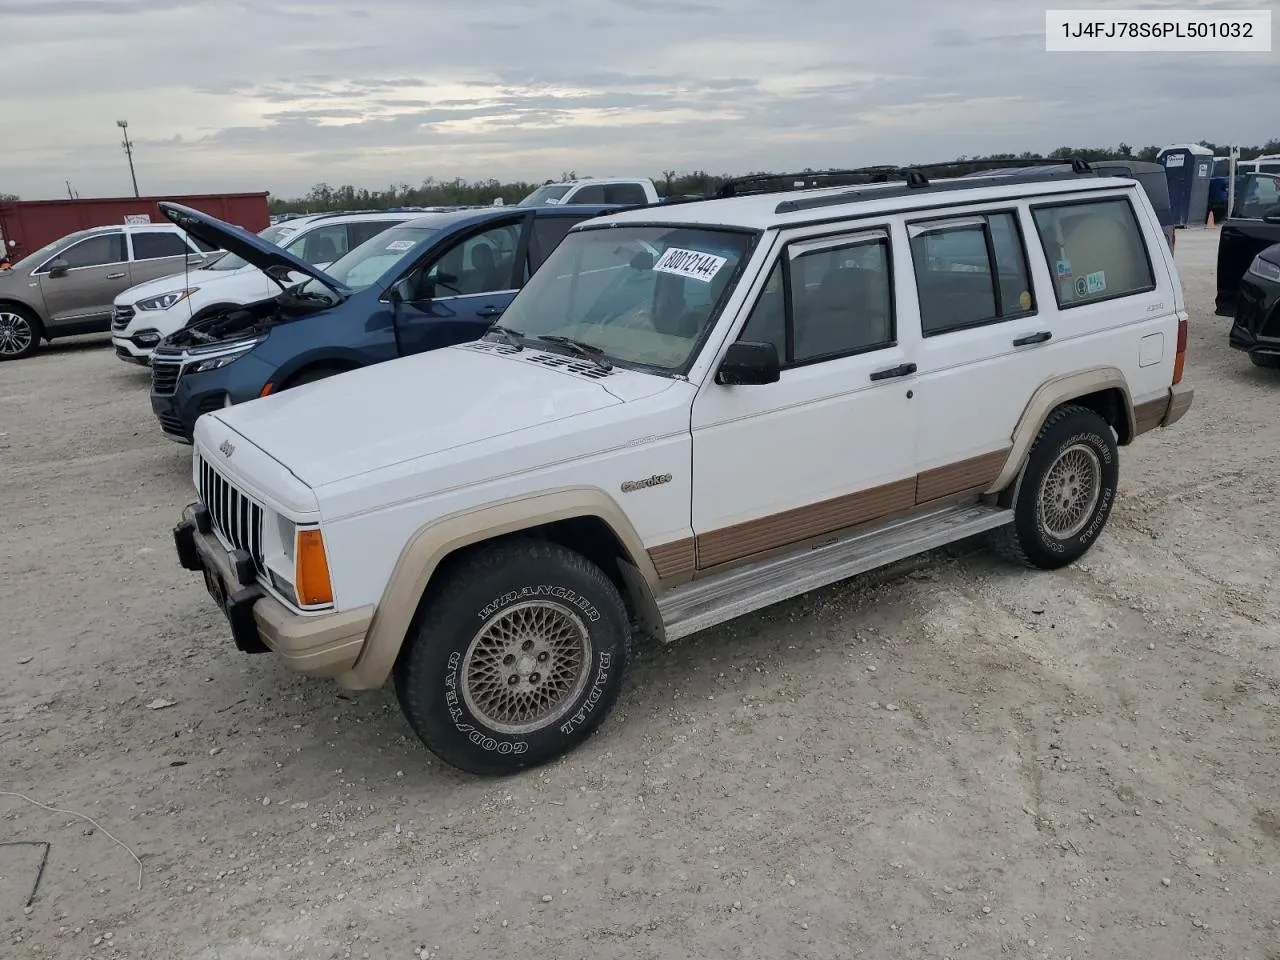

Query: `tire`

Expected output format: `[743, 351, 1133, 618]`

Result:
[394, 537, 631, 776]
[0, 305, 42, 361]
[993, 404, 1119, 570]
[1249, 353, 1280, 370]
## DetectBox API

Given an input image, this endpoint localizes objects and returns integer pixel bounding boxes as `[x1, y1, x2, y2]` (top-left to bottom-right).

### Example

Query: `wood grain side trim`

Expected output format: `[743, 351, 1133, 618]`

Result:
[1133, 397, 1168, 436]
[915, 448, 1010, 504]
[695, 477, 917, 569]
[647, 538, 697, 582]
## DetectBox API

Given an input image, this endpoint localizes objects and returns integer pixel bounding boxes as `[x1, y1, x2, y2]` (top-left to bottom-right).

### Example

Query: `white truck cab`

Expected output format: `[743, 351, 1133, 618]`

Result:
[518, 177, 660, 208]
[173, 161, 1193, 776]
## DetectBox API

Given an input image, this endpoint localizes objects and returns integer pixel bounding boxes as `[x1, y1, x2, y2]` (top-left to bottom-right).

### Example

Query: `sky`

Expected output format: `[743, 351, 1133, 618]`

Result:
[1, 0, 1277, 201]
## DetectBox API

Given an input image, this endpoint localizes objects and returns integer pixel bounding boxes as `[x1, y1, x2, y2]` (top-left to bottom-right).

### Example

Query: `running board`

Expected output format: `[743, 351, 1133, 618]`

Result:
[657, 502, 1013, 642]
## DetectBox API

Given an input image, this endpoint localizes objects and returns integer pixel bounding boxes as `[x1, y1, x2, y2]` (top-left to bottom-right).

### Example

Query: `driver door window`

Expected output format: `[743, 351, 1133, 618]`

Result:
[41, 233, 127, 273]
[419, 223, 521, 300]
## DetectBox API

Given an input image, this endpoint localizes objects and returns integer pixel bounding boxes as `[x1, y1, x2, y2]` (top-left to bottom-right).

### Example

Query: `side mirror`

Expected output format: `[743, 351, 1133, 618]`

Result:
[715, 340, 780, 386]
[47, 259, 70, 278]
[1262, 205, 1280, 225]
[388, 276, 414, 306]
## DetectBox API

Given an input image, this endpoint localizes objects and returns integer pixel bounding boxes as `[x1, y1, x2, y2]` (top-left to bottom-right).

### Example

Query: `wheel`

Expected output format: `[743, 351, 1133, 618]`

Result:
[283, 365, 347, 389]
[993, 404, 1119, 570]
[0, 306, 41, 361]
[394, 537, 631, 776]
[1249, 353, 1280, 369]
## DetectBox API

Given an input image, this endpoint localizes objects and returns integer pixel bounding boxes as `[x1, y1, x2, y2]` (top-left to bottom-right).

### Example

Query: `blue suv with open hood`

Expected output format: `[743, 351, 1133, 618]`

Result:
[148, 200, 621, 442]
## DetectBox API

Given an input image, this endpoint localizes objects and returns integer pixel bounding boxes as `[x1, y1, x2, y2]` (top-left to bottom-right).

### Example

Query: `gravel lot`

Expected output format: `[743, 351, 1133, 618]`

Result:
[2, 227, 1279, 960]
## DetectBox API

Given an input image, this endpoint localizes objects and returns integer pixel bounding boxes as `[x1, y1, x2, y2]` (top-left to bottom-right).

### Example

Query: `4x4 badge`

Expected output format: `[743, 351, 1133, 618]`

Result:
[219, 440, 235, 457]
[621, 473, 671, 493]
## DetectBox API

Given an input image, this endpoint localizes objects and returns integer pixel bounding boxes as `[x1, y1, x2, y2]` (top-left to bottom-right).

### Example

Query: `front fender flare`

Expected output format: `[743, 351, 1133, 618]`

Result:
[336, 486, 661, 690]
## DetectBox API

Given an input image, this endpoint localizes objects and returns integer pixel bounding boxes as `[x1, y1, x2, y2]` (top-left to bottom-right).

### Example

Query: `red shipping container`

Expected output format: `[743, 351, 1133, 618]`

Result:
[0, 192, 270, 263]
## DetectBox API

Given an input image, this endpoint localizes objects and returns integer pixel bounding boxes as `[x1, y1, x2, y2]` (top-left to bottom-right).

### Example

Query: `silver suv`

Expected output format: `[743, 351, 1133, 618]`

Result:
[0, 223, 215, 361]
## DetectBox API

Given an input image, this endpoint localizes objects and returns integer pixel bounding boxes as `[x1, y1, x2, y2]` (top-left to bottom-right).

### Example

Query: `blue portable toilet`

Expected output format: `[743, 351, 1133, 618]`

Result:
[1157, 143, 1213, 226]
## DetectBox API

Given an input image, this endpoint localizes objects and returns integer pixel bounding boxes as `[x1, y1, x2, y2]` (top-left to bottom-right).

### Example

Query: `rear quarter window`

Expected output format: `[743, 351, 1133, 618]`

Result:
[1030, 197, 1156, 308]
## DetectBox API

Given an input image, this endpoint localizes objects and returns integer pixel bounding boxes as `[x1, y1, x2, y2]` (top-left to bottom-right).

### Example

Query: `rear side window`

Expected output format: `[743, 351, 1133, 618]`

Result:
[1031, 197, 1155, 308]
[528, 216, 581, 270]
[347, 220, 402, 249]
[131, 231, 190, 260]
[907, 211, 1035, 336]
[568, 184, 607, 204]
[603, 183, 648, 205]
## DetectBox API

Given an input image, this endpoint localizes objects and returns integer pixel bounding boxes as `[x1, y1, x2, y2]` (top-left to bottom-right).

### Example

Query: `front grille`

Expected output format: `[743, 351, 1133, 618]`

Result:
[111, 305, 135, 332]
[197, 455, 265, 575]
[151, 359, 181, 395]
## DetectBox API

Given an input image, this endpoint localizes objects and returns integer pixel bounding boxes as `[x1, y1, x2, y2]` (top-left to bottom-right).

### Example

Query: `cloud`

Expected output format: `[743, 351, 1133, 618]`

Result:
[0, 0, 1277, 199]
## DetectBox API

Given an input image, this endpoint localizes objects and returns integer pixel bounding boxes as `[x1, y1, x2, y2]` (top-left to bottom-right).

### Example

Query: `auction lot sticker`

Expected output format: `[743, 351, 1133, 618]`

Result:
[653, 247, 728, 282]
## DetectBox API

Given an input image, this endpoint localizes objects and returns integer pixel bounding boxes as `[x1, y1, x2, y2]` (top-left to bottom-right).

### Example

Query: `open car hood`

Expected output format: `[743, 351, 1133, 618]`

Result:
[158, 202, 350, 297]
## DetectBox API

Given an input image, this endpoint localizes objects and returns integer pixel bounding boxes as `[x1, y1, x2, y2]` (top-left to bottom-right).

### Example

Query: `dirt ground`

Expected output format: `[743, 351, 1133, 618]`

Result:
[2, 227, 1278, 960]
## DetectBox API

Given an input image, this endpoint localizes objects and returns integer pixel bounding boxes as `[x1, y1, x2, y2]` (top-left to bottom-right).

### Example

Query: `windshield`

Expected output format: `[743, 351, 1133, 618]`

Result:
[298, 223, 439, 298]
[495, 224, 755, 374]
[518, 185, 573, 207]
[207, 223, 297, 272]
[9, 234, 77, 272]
[1235, 174, 1280, 219]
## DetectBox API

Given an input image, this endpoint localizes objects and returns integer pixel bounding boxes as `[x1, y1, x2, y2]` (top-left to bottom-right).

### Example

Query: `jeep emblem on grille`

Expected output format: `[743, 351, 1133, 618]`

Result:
[219, 440, 235, 457]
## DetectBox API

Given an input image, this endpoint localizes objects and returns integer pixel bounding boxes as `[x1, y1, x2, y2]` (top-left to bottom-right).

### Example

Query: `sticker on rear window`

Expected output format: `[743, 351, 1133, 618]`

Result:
[652, 247, 728, 282]
[1055, 259, 1073, 279]
[385, 239, 415, 251]
[1086, 270, 1107, 294]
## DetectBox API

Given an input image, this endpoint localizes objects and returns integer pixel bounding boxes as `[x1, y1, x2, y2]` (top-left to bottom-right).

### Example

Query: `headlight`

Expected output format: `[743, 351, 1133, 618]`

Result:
[1248, 256, 1280, 283]
[136, 288, 199, 311]
[185, 339, 262, 374]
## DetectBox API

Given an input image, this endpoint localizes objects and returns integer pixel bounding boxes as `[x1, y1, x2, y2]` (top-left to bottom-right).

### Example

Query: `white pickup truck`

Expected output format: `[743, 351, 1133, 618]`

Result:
[518, 177, 659, 208]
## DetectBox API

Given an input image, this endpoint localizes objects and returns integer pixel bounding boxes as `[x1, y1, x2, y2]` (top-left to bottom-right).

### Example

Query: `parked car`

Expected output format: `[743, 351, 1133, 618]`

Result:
[1215, 172, 1280, 317]
[0, 222, 216, 361]
[170, 165, 1192, 775]
[518, 177, 659, 207]
[147, 200, 622, 441]
[112, 211, 415, 364]
[1228, 240, 1280, 369]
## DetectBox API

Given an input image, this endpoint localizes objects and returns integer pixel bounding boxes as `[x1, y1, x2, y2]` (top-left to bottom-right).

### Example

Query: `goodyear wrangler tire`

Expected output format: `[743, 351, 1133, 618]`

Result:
[994, 404, 1119, 571]
[393, 537, 631, 776]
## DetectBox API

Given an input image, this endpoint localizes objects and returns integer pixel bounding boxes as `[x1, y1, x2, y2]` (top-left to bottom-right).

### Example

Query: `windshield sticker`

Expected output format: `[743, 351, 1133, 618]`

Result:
[1086, 270, 1107, 294]
[385, 239, 415, 252]
[1054, 259, 1073, 279]
[652, 247, 728, 283]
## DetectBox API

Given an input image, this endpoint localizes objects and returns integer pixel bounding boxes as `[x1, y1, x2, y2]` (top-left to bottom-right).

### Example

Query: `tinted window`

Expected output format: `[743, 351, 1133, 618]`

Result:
[1032, 198, 1155, 307]
[189, 236, 218, 252]
[569, 184, 607, 204]
[1236, 175, 1280, 219]
[603, 184, 648, 205]
[740, 232, 894, 364]
[347, 219, 404, 248]
[51, 233, 126, 269]
[528, 216, 582, 269]
[284, 223, 349, 264]
[909, 212, 1034, 336]
[419, 222, 521, 297]
[131, 231, 190, 260]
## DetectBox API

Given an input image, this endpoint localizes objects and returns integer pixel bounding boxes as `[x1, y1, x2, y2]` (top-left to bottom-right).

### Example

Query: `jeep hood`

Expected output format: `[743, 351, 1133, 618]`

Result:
[204, 344, 668, 488]
[159, 202, 349, 297]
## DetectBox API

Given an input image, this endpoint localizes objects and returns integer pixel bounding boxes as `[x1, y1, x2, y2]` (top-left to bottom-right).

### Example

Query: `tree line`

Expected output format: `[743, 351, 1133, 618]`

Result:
[265, 140, 1280, 214]
[3, 139, 1278, 206]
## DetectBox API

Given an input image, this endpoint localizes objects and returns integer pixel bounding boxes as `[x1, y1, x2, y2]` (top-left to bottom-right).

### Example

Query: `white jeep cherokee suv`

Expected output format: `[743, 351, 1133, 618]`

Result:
[111, 211, 413, 363]
[172, 161, 1193, 776]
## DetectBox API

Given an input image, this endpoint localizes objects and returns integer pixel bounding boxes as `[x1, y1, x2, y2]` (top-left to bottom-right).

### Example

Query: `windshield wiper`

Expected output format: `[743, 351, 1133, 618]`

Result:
[535, 335, 613, 371]
[486, 322, 524, 350]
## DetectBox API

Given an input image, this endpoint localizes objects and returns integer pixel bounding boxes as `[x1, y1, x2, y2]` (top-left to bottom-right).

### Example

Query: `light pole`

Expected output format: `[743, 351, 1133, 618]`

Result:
[117, 120, 139, 198]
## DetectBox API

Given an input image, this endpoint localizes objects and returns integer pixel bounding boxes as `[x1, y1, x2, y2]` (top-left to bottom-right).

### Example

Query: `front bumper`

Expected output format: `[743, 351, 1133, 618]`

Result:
[1228, 275, 1280, 360]
[112, 335, 153, 365]
[174, 502, 373, 677]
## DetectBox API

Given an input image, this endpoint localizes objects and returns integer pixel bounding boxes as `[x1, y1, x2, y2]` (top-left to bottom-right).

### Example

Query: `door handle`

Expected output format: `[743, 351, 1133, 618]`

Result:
[476, 305, 504, 318]
[1012, 330, 1052, 347]
[106, 272, 126, 279]
[869, 362, 917, 382]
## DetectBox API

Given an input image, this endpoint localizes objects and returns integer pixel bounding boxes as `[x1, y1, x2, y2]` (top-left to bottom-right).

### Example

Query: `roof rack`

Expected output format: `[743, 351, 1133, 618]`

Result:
[715, 157, 1093, 200]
